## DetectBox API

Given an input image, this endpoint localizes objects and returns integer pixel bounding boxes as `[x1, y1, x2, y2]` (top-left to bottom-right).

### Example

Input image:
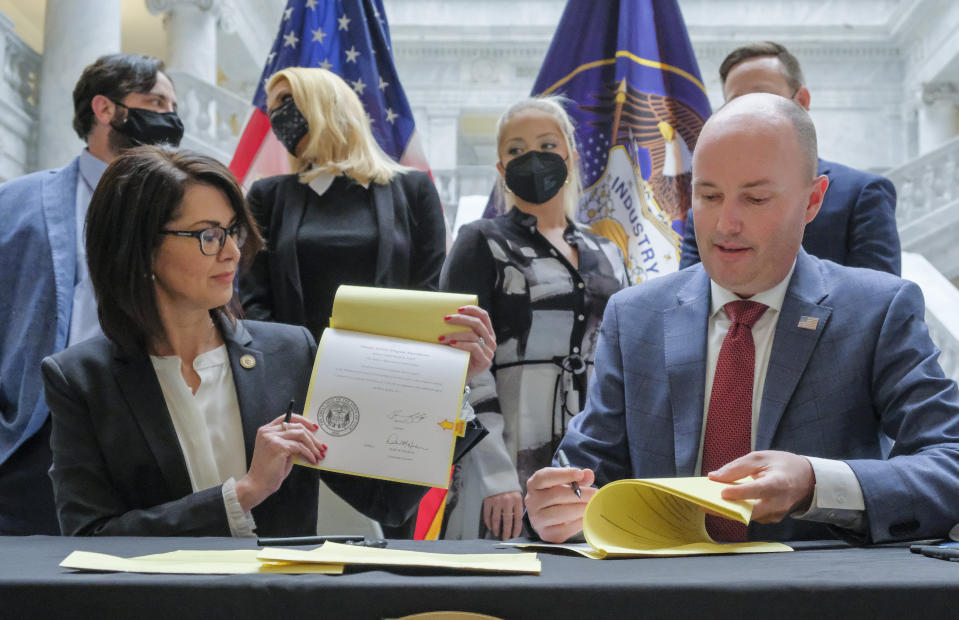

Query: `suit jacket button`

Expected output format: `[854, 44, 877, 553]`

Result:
[240, 354, 256, 369]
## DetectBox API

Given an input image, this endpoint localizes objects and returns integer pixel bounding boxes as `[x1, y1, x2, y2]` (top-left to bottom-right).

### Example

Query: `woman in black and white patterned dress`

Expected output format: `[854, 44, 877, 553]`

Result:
[441, 97, 629, 540]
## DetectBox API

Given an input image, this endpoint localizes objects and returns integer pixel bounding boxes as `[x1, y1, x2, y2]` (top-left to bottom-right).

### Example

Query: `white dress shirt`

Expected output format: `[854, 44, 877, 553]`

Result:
[151, 345, 257, 536]
[699, 263, 866, 531]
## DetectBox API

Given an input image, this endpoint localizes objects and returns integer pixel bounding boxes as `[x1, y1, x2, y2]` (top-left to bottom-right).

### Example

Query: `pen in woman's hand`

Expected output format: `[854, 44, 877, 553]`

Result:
[284, 399, 295, 426]
[556, 449, 582, 499]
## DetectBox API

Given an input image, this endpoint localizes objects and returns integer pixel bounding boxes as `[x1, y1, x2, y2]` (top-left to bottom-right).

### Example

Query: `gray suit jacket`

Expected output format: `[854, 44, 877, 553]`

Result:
[0, 158, 79, 464]
[42, 318, 425, 536]
[561, 250, 959, 543]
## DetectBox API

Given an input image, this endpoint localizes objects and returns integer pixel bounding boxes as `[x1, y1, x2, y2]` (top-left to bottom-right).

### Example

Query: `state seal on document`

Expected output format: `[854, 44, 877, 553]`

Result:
[317, 396, 360, 436]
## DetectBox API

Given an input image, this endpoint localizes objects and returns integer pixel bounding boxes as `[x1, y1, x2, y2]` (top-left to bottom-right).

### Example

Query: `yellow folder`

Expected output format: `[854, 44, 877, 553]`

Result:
[509, 477, 792, 558]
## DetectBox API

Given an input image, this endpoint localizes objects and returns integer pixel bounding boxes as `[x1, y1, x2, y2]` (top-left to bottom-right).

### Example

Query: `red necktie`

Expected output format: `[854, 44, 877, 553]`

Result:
[701, 300, 768, 542]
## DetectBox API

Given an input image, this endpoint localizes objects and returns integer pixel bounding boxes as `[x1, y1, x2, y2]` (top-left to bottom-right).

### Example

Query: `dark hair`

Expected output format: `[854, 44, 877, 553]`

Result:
[85, 146, 264, 355]
[72, 54, 167, 141]
[719, 41, 805, 91]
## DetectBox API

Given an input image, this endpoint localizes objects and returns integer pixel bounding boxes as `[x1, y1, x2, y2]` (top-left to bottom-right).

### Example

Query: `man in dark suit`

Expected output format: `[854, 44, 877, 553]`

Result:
[0, 54, 182, 534]
[526, 93, 959, 545]
[679, 41, 900, 276]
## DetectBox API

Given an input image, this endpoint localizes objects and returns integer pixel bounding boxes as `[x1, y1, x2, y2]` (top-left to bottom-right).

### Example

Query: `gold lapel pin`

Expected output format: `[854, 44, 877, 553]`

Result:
[239, 354, 256, 369]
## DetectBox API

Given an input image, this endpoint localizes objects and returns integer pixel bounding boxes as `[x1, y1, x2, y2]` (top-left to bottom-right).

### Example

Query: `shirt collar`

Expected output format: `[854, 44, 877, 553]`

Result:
[78, 148, 109, 192]
[505, 206, 578, 238]
[150, 344, 229, 370]
[307, 172, 369, 197]
[709, 259, 797, 318]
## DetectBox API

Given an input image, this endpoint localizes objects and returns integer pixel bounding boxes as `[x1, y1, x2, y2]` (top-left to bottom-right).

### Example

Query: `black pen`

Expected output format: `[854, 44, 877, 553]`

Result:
[910, 541, 959, 554]
[556, 449, 582, 499]
[921, 546, 959, 561]
[257, 534, 366, 547]
[284, 399, 295, 425]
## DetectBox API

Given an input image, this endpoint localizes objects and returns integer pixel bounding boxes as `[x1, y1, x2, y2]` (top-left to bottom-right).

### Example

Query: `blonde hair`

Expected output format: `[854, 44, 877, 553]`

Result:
[495, 95, 583, 218]
[267, 67, 408, 185]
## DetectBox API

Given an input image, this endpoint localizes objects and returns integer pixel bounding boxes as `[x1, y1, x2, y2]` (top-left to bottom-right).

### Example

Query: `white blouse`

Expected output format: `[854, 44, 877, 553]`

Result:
[151, 345, 256, 536]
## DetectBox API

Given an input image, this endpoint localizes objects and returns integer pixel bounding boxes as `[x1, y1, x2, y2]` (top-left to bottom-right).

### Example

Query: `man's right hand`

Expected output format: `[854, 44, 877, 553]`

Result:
[525, 466, 596, 543]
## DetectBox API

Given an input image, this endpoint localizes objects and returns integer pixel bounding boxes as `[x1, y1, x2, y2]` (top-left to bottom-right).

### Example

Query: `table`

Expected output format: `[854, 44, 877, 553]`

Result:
[2, 536, 957, 619]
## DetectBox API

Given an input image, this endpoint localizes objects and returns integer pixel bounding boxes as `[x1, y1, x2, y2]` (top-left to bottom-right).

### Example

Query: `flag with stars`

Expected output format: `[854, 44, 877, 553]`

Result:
[229, 0, 429, 187]
[489, 0, 711, 284]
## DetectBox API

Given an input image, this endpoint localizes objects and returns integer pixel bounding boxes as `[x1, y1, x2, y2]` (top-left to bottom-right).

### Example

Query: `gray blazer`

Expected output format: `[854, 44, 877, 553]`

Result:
[0, 158, 79, 465]
[42, 317, 424, 536]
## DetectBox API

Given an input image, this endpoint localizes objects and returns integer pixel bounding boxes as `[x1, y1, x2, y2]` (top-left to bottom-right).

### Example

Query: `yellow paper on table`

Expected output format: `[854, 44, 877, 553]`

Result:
[60, 549, 345, 574]
[508, 477, 792, 559]
[299, 286, 479, 488]
[259, 541, 541, 574]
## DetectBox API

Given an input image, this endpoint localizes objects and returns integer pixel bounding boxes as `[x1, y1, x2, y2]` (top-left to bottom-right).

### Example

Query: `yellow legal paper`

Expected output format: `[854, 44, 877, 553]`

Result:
[259, 541, 541, 574]
[60, 549, 345, 574]
[509, 477, 792, 558]
[329, 285, 478, 343]
[300, 286, 479, 488]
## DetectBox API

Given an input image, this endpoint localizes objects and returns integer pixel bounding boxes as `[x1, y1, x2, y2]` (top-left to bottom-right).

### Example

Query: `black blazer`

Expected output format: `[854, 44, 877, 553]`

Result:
[240, 171, 447, 325]
[42, 318, 425, 536]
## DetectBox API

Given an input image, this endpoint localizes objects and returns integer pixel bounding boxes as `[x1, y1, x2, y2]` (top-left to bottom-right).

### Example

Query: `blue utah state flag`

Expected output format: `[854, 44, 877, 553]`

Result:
[533, 0, 711, 282]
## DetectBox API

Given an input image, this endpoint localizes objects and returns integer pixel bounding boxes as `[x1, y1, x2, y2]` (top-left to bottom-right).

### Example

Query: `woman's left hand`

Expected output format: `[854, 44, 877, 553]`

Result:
[440, 305, 496, 382]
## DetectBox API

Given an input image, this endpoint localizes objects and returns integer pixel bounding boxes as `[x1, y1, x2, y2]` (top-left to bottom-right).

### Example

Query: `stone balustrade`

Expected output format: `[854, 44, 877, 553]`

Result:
[432, 165, 498, 225]
[0, 13, 40, 181]
[167, 69, 249, 164]
[885, 135, 959, 281]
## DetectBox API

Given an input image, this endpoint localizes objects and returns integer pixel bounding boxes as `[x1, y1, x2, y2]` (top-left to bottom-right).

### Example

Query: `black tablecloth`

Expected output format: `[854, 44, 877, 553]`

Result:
[2, 536, 957, 619]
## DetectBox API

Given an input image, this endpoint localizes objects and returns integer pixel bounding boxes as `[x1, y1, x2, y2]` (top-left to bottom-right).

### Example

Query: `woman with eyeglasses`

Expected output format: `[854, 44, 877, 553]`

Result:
[41, 146, 494, 536]
[239, 67, 448, 344]
[440, 97, 629, 541]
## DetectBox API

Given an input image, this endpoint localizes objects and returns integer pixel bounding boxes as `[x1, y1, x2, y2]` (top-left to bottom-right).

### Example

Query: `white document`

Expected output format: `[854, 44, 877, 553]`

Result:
[302, 328, 469, 488]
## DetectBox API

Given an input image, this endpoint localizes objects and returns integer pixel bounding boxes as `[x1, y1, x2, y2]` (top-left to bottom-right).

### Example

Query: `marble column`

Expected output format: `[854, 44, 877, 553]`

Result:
[146, 0, 224, 83]
[918, 82, 959, 155]
[426, 109, 460, 169]
[36, 0, 121, 170]
[425, 108, 460, 207]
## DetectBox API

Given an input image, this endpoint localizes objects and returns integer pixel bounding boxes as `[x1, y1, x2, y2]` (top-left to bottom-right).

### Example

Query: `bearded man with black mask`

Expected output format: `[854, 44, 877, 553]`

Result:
[440, 97, 630, 541]
[0, 53, 182, 535]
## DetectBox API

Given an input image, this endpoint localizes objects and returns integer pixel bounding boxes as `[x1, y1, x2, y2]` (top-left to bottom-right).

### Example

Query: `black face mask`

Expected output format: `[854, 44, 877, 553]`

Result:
[269, 98, 310, 157]
[504, 150, 568, 204]
[110, 101, 184, 147]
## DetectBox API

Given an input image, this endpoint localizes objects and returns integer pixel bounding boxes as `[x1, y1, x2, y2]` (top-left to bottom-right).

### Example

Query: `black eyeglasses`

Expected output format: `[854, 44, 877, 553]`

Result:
[159, 223, 247, 256]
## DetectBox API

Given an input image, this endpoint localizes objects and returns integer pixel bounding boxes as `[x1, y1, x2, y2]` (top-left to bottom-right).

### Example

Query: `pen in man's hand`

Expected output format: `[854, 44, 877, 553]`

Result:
[556, 449, 582, 499]
[284, 399, 295, 425]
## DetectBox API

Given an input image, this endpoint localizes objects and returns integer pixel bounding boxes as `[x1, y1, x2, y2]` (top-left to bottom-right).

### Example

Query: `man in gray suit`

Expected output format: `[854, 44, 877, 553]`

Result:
[526, 93, 959, 544]
[0, 54, 182, 534]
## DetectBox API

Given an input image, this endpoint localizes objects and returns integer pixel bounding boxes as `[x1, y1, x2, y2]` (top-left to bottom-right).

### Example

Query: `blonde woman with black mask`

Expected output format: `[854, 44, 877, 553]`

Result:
[441, 97, 630, 540]
[240, 67, 451, 344]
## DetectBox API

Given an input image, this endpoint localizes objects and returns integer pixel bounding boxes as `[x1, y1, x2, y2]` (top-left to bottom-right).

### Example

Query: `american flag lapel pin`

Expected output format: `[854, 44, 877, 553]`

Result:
[797, 315, 819, 330]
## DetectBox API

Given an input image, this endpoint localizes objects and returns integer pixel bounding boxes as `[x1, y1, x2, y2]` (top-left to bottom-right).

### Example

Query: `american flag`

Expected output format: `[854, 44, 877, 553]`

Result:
[796, 316, 820, 330]
[229, 0, 429, 187]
